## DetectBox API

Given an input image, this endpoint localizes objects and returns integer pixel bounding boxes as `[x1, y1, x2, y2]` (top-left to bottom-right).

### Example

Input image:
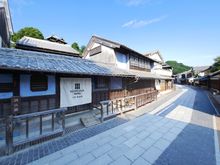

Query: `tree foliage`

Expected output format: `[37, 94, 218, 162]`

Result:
[166, 60, 191, 75]
[71, 42, 86, 55]
[12, 27, 44, 42]
[211, 56, 220, 72]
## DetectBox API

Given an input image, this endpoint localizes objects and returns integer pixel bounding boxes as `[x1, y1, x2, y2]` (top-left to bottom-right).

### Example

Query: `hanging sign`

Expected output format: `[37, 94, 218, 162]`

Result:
[60, 78, 92, 107]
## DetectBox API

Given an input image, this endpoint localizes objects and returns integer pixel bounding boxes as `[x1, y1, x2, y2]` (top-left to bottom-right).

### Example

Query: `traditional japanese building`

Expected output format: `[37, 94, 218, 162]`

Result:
[0, 48, 139, 117]
[144, 51, 173, 92]
[175, 69, 194, 84]
[198, 70, 220, 92]
[83, 36, 162, 102]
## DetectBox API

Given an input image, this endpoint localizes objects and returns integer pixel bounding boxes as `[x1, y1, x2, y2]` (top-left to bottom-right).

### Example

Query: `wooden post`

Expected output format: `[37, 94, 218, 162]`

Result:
[61, 110, 65, 135]
[134, 96, 137, 110]
[52, 113, 55, 131]
[111, 101, 114, 114]
[40, 116, 43, 135]
[6, 115, 13, 155]
[100, 104, 104, 123]
[106, 103, 109, 115]
[26, 119, 29, 138]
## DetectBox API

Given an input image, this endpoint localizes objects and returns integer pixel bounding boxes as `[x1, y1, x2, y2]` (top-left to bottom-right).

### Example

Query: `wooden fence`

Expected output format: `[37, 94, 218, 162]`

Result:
[98, 91, 158, 121]
[5, 108, 66, 155]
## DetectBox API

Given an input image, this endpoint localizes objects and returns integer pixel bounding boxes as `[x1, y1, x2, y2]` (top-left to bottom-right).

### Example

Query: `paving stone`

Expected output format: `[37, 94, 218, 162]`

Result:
[138, 137, 157, 150]
[174, 121, 187, 129]
[136, 131, 150, 139]
[148, 132, 163, 141]
[50, 152, 78, 165]
[157, 126, 171, 134]
[141, 146, 163, 164]
[108, 144, 130, 160]
[123, 131, 137, 139]
[88, 154, 113, 165]
[110, 156, 131, 165]
[75, 142, 98, 156]
[110, 136, 127, 146]
[70, 153, 95, 165]
[162, 131, 178, 142]
[146, 127, 159, 134]
[132, 157, 151, 165]
[96, 136, 113, 146]
[169, 127, 183, 135]
[124, 145, 145, 162]
[31, 151, 63, 165]
[123, 125, 136, 132]
[135, 126, 146, 132]
[124, 136, 142, 148]
[92, 144, 112, 158]
[111, 130, 125, 138]
[153, 138, 171, 151]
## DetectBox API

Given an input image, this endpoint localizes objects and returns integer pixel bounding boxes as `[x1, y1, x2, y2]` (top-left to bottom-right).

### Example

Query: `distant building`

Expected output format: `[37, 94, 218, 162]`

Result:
[197, 70, 220, 93]
[46, 35, 67, 44]
[144, 51, 173, 92]
[193, 66, 211, 77]
[16, 36, 80, 57]
[175, 69, 194, 84]
[0, 0, 13, 47]
[176, 66, 212, 85]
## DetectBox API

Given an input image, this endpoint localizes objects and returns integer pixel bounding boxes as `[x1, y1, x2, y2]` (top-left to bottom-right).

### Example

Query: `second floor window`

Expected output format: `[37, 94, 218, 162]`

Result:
[130, 55, 151, 70]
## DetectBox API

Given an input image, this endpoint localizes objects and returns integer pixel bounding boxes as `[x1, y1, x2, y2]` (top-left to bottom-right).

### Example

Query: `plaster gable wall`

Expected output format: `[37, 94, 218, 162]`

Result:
[85, 43, 116, 64]
[149, 53, 163, 63]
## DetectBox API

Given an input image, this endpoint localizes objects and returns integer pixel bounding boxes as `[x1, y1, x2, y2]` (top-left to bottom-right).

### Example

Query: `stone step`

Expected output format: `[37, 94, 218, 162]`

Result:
[80, 113, 101, 127]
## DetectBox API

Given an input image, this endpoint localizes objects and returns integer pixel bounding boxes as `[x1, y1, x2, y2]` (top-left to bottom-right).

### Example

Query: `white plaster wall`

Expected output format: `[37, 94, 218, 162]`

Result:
[86, 44, 116, 64]
[150, 53, 163, 63]
[152, 62, 172, 76]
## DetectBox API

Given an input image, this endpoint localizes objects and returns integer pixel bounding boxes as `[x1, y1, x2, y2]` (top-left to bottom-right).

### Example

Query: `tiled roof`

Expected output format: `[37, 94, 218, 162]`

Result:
[129, 69, 172, 79]
[193, 66, 210, 72]
[16, 36, 79, 55]
[84, 35, 157, 62]
[0, 48, 134, 77]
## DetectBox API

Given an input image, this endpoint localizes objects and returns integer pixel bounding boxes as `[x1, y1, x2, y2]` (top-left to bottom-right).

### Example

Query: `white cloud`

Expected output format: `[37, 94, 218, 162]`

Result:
[117, 0, 163, 7]
[124, 0, 150, 6]
[122, 16, 167, 28]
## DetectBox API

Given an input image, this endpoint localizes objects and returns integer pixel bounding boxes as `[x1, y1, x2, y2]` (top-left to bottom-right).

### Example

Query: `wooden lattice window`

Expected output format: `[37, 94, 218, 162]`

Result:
[0, 83, 13, 93]
[94, 77, 108, 89]
[30, 74, 48, 91]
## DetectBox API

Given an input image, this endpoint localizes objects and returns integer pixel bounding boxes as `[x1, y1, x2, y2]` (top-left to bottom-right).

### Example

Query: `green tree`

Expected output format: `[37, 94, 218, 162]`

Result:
[12, 27, 44, 42]
[211, 56, 220, 72]
[80, 45, 86, 54]
[166, 60, 191, 75]
[71, 42, 80, 52]
[71, 42, 85, 55]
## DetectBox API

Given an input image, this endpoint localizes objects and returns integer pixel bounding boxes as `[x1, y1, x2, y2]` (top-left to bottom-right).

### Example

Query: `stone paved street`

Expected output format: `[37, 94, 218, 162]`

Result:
[1, 85, 220, 165]
[28, 86, 220, 165]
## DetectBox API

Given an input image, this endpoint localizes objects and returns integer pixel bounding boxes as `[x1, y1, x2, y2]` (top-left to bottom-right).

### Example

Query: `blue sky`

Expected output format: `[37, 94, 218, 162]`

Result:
[9, 0, 220, 66]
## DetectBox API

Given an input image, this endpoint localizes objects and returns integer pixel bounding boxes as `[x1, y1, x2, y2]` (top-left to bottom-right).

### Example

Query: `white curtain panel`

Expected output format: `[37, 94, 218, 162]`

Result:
[60, 78, 92, 107]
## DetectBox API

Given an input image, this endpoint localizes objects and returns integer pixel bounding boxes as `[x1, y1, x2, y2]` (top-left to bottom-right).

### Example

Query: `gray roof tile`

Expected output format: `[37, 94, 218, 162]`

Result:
[16, 36, 79, 55]
[0, 48, 134, 77]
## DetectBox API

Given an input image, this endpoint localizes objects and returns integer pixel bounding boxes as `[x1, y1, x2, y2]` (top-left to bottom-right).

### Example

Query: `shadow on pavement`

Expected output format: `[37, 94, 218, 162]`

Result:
[154, 123, 215, 165]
